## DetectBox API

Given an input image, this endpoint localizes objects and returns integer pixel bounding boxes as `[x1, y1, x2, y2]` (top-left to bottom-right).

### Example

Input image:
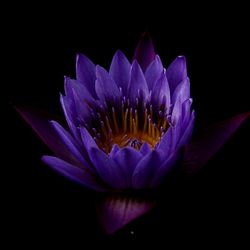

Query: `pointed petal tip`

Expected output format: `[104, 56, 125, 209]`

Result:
[114, 49, 125, 57]
[95, 64, 103, 75]
[76, 52, 85, 62]
[139, 31, 154, 45]
[133, 32, 156, 71]
[177, 55, 186, 60]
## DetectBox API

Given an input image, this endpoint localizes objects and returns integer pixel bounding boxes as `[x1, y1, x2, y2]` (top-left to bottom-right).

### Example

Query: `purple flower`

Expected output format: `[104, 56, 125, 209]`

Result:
[16, 33, 249, 234]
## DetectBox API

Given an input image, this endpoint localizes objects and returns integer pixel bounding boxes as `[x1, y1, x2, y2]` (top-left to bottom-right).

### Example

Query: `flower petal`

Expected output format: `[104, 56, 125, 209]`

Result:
[140, 142, 152, 156]
[132, 150, 162, 189]
[15, 105, 80, 166]
[60, 94, 79, 141]
[171, 77, 190, 105]
[145, 55, 164, 90]
[133, 32, 156, 71]
[166, 56, 187, 93]
[128, 61, 149, 104]
[157, 127, 173, 156]
[79, 127, 99, 151]
[89, 148, 126, 189]
[151, 150, 181, 187]
[109, 144, 120, 158]
[96, 193, 155, 234]
[64, 76, 94, 104]
[42, 156, 107, 191]
[178, 110, 195, 148]
[113, 147, 143, 188]
[50, 120, 94, 172]
[76, 53, 97, 98]
[183, 112, 250, 174]
[95, 65, 121, 102]
[71, 88, 92, 124]
[181, 98, 193, 128]
[109, 50, 131, 95]
[171, 97, 182, 126]
[151, 70, 171, 109]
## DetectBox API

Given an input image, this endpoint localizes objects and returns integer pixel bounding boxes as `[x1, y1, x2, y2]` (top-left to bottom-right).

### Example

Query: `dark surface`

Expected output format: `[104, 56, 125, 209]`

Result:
[5, 2, 250, 245]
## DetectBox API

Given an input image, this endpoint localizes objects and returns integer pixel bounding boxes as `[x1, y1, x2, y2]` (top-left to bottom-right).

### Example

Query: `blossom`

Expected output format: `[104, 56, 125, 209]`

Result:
[16, 33, 249, 234]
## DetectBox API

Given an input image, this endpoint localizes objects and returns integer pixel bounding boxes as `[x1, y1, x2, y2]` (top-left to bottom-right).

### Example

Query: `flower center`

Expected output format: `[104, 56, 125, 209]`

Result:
[87, 97, 169, 153]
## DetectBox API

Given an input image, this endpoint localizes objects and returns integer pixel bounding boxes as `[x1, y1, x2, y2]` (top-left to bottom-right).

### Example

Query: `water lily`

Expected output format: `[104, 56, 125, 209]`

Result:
[16, 33, 249, 234]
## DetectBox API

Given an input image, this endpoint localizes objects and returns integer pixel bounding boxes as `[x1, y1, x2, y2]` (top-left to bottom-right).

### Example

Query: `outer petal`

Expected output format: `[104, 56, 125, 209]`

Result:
[76, 53, 97, 98]
[151, 70, 171, 109]
[113, 147, 143, 188]
[145, 55, 164, 90]
[183, 112, 250, 174]
[71, 89, 92, 124]
[96, 194, 155, 234]
[15, 105, 81, 166]
[171, 97, 182, 126]
[64, 76, 94, 103]
[89, 148, 126, 189]
[157, 126, 173, 156]
[128, 61, 149, 104]
[95, 65, 121, 102]
[171, 77, 190, 105]
[151, 150, 181, 187]
[133, 32, 156, 71]
[60, 94, 79, 141]
[181, 98, 193, 128]
[132, 150, 162, 189]
[50, 120, 94, 172]
[42, 156, 107, 191]
[79, 127, 99, 151]
[109, 50, 131, 95]
[178, 110, 195, 148]
[166, 56, 187, 93]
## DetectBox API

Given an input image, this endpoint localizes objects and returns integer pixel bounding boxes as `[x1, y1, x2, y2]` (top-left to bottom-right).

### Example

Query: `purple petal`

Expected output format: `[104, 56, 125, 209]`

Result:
[96, 194, 155, 234]
[151, 150, 181, 187]
[42, 156, 107, 191]
[15, 105, 81, 166]
[171, 97, 182, 126]
[166, 56, 187, 93]
[140, 142, 152, 156]
[181, 98, 193, 128]
[151, 70, 171, 109]
[109, 50, 131, 96]
[95, 65, 121, 102]
[72, 89, 92, 124]
[145, 55, 164, 90]
[64, 76, 94, 103]
[50, 120, 94, 172]
[109, 144, 120, 158]
[157, 127, 173, 156]
[178, 111, 195, 148]
[89, 148, 126, 189]
[183, 112, 250, 174]
[133, 32, 156, 71]
[60, 94, 79, 141]
[132, 150, 162, 189]
[79, 127, 99, 151]
[76, 53, 97, 98]
[113, 147, 143, 188]
[171, 77, 190, 105]
[128, 61, 149, 103]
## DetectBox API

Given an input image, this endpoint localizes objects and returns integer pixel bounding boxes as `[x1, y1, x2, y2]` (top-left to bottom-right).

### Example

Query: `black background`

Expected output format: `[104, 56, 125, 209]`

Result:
[5, 2, 250, 245]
